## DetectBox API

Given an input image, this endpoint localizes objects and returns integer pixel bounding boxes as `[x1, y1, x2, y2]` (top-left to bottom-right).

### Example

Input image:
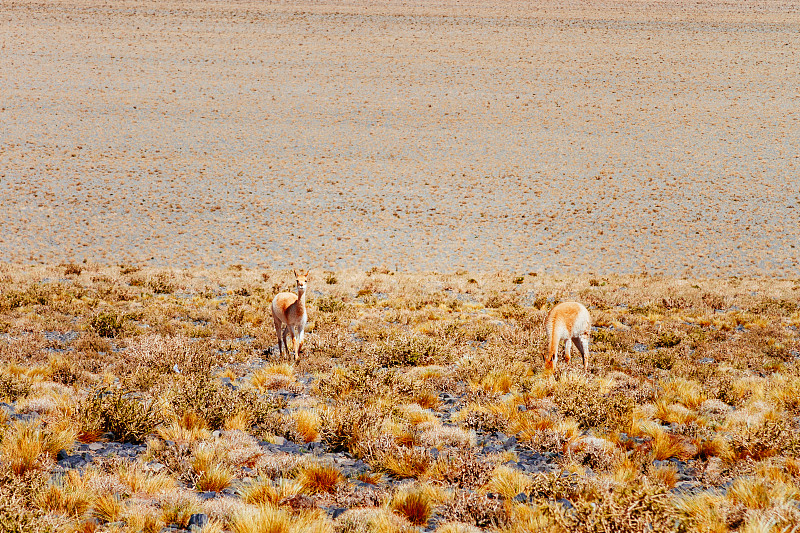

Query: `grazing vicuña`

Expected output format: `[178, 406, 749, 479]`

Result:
[544, 301, 591, 373]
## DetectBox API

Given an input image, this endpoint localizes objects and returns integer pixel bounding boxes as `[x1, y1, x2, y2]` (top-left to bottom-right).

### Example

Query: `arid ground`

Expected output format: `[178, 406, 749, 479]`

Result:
[1, 264, 800, 533]
[1, 0, 799, 275]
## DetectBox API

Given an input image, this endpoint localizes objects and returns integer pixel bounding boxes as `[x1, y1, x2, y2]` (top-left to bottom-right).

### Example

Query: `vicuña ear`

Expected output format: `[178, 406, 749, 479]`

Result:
[293, 269, 298, 278]
[305, 270, 311, 278]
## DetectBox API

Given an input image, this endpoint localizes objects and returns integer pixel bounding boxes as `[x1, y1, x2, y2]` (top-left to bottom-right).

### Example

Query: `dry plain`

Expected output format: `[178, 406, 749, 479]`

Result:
[1, 0, 799, 275]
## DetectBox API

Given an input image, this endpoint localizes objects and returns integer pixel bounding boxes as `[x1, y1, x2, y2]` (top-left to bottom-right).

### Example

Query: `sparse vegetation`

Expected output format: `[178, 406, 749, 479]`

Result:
[0, 265, 799, 532]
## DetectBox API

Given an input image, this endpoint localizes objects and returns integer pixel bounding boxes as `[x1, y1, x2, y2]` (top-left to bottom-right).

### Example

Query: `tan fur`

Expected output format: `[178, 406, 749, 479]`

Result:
[544, 301, 591, 374]
[271, 269, 309, 362]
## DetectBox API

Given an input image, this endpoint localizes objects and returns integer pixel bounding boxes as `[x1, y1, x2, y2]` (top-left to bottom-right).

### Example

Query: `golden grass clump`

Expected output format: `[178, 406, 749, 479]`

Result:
[297, 461, 344, 494]
[483, 466, 532, 500]
[1, 420, 75, 475]
[241, 478, 303, 505]
[434, 522, 482, 533]
[674, 492, 728, 533]
[727, 477, 800, 510]
[390, 486, 434, 526]
[231, 504, 331, 533]
[159, 491, 203, 528]
[335, 507, 413, 533]
[252, 363, 296, 391]
[649, 462, 678, 489]
[117, 462, 176, 496]
[661, 377, 707, 410]
[195, 462, 234, 493]
[192, 443, 235, 492]
[37, 469, 97, 518]
[613, 458, 642, 485]
[694, 435, 734, 462]
[378, 445, 433, 479]
[225, 410, 254, 431]
[650, 428, 693, 461]
[293, 409, 321, 443]
[120, 502, 164, 533]
[91, 493, 123, 523]
[159, 408, 210, 438]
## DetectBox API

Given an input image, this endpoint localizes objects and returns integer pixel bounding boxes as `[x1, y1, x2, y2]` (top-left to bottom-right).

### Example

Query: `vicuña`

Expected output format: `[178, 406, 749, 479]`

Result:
[271, 269, 309, 362]
[544, 301, 590, 374]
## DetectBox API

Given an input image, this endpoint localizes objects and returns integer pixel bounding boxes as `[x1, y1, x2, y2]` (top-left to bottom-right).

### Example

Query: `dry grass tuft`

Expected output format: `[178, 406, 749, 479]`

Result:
[390, 486, 434, 526]
[293, 409, 321, 443]
[225, 410, 254, 431]
[192, 444, 234, 492]
[159, 492, 202, 528]
[484, 466, 532, 500]
[378, 446, 433, 479]
[91, 493, 123, 523]
[1, 420, 75, 475]
[241, 478, 302, 505]
[231, 504, 331, 533]
[297, 462, 344, 494]
[252, 364, 296, 391]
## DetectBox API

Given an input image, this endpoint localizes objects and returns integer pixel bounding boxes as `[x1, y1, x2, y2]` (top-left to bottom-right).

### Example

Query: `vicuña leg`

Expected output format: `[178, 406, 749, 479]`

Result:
[274, 318, 285, 358]
[573, 334, 590, 371]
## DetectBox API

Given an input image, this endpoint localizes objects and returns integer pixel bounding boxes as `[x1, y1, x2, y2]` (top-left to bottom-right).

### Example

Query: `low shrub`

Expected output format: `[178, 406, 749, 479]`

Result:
[47, 356, 83, 387]
[62, 263, 83, 276]
[318, 400, 388, 455]
[0, 286, 50, 311]
[701, 293, 727, 310]
[552, 384, 634, 431]
[79, 386, 164, 443]
[484, 292, 521, 309]
[731, 419, 800, 460]
[0, 469, 49, 533]
[315, 364, 394, 400]
[461, 408, 509, 434]
[168, 377, 279, 431]
[0, 370, 31, 402]
[439, 489, 508, 529]
[146, 272, 175, 294]
[87, 311, 126, 338]
[542, 483, 682, 533]
[592, 329, 630, 352]
[427, 449, 495, 489]
[650, 351, 676, 371]
[124, 335, 215, 389]
[749, 298, 798, 316]
[371, 334, 437, 367]
[315, 295, 345, 313]
[654, 332, 682, 349]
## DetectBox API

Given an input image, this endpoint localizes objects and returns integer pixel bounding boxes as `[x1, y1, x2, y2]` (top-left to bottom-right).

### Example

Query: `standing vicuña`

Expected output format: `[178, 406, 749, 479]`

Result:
[271, 269, 309, 362]
[545, 301, 590, 373]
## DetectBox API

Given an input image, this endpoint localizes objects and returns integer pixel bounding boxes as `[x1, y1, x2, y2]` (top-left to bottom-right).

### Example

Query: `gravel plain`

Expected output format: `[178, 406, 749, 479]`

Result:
[1, 0, 799, 275]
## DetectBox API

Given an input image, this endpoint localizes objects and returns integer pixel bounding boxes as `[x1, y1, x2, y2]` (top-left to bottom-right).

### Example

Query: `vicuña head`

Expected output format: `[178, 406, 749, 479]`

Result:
[544, 301, 590, 375]
[271, 269, 310, 362]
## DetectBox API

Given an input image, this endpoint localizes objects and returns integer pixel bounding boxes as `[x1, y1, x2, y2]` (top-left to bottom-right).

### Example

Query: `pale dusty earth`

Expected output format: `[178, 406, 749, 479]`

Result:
[1, 0, 799, 275]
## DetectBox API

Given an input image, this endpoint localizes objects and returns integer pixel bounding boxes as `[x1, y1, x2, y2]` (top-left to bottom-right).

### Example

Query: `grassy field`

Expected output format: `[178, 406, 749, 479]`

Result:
[1, 263, 800, 532]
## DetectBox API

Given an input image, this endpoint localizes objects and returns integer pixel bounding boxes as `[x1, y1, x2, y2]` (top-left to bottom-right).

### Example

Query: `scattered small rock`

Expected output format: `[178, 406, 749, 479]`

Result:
[188, 513, 208, 530]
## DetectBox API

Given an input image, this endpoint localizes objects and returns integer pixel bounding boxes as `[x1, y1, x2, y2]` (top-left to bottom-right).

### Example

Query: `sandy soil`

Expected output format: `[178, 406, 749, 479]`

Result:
[1, 0, 798, 275]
